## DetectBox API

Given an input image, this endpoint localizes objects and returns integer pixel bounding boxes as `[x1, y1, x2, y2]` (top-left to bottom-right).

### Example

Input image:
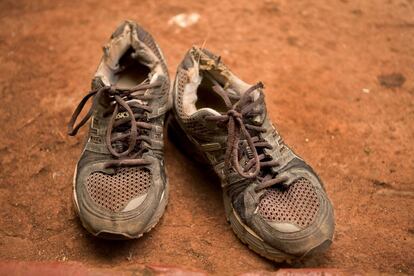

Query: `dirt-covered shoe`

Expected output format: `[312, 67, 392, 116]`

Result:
[168, 47, 334, 261]
[67, 21, 170, 239]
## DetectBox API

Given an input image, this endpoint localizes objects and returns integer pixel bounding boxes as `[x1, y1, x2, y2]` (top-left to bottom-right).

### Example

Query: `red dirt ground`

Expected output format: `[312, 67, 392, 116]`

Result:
[0, 0, 413, 275]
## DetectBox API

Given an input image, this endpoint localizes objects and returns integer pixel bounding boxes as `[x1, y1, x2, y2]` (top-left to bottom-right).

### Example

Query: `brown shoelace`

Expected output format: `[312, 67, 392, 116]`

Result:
[68, 81, 162, 168]
[205, 77, 293, 191]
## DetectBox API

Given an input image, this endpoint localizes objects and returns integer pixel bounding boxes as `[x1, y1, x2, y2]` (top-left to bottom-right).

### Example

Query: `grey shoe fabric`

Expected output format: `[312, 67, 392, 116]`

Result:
[68, 21, 169, 239]
[168, 47, 334, 261]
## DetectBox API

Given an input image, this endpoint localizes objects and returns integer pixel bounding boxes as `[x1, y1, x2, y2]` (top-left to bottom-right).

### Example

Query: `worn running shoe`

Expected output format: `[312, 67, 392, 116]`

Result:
[168, 47, 334, 261]
[67, 21, 170, 239]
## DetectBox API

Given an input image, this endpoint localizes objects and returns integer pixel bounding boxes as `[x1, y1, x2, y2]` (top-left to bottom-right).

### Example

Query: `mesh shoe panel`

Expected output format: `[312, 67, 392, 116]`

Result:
[86, 168, 151, 212]
[175, 69, 218, 139]
[176, 68, 189, 118]
[258, 178, 320, 228]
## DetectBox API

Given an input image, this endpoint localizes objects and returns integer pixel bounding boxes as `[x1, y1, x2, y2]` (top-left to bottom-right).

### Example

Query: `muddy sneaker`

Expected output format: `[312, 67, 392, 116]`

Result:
[168, 47, 334, 261]
[67, 21, 170, 239]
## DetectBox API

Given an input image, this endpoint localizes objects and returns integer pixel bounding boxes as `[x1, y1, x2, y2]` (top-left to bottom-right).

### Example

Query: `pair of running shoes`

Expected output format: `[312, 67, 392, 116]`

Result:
[68, 20, 334, 262]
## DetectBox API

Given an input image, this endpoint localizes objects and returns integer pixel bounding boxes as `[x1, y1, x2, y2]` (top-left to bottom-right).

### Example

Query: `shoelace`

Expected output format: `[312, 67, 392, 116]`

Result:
[67, 81, 162, 168]
[205, 77, 290, 192]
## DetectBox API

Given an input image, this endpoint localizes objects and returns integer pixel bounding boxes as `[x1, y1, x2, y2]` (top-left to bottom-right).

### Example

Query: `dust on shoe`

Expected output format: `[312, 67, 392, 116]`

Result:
[67, 20, 170, 239]
[168, 46, 335, 262]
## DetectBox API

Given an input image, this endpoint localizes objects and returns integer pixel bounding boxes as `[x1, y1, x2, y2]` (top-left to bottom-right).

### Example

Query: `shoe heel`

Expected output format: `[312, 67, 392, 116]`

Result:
[166, 113, 210, 164]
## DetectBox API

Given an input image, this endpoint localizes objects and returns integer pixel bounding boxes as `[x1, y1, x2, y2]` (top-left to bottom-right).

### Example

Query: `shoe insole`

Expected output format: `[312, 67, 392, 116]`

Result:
[116, 47, 150, 89]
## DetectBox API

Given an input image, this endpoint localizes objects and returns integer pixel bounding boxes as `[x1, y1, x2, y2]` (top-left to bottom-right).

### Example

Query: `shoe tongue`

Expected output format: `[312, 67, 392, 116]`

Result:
[187, 107, 228, 138]
[114, 73, 165, 123]
[206, 79, 266, 126]
[190, 107, 220, 120]
[129, 73, 163, 98]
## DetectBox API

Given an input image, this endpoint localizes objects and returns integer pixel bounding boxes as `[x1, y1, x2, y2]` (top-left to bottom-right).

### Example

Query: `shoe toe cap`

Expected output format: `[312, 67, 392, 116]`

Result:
[253, 195, 334, 257]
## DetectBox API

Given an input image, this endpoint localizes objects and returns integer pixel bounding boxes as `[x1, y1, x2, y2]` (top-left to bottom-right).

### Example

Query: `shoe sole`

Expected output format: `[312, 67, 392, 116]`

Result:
[166, 113, 301, 262]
